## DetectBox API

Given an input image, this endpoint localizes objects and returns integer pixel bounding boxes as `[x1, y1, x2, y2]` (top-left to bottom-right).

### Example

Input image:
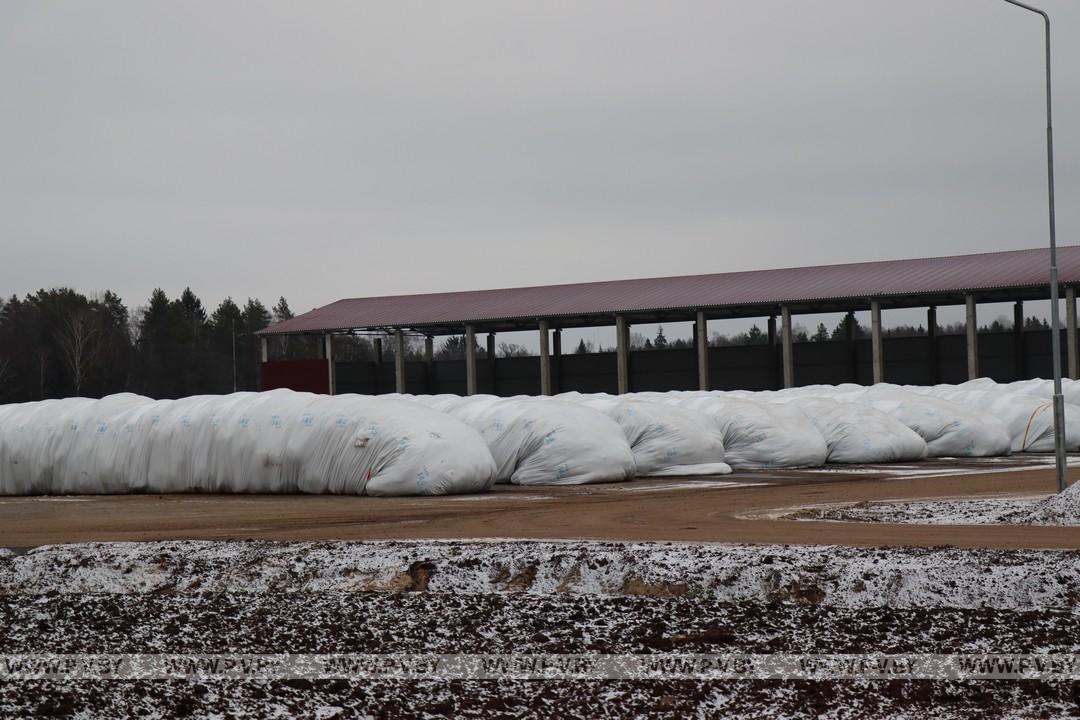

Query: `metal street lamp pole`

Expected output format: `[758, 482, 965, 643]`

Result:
[1002, 0, 1066, 492]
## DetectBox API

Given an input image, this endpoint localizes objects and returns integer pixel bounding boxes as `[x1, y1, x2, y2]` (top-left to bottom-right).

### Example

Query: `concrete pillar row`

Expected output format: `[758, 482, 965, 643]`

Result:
[965, 295, 979, 380]
[394, 329, 406, 394]
[552, 329, 562, 394]
[927, 306, 939, 385]
[1013, 301, 1025, 380]
[487, 332, 497, 396]
[465, 325, 477, 396]
[539, 320, 552, 396]
[870, 300, 884, 385]
[695, 310, 709, 391]
[615, 315, 629, 395]
[780, 305, 794, 389]
[1066, 287, 1078, 381]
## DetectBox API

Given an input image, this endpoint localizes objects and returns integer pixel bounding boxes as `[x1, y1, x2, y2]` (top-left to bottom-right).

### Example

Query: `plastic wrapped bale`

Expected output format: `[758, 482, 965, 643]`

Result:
[0, 390, 497, 496]
[851, 386, 1013, 457]
[634, 392, 828, 469]
[920, 385, 1080, 452]
[1002, 378, 1080, 407]
[770, 396, 927, 463]
[405, 394, 636, 485]
[556, 392, 731, 476]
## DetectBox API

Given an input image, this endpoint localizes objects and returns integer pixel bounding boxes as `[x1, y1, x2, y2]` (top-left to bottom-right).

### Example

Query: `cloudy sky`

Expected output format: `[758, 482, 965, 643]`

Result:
[1, 1, 1077, 345]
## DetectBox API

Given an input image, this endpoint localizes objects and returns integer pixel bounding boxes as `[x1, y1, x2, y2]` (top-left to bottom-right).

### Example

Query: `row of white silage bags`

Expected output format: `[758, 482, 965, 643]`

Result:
[765, 393, 927, 463]
[631, 391, 828, 469]
[399, 394, 636, 485]
[0, 390, 497, 496]
[556, 392, 731, 476]
[907, 381, 1080, 452]
[782, 384, 1013, 458]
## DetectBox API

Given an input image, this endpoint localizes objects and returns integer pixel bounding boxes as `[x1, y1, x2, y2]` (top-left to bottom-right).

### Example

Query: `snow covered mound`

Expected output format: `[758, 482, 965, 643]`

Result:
[402, 394, 636, 485]
[0, 390, 497, 496]
[1022, 481, 1080, 525]
[2, 540, 1078, 612]
[557, 392, 731, 476]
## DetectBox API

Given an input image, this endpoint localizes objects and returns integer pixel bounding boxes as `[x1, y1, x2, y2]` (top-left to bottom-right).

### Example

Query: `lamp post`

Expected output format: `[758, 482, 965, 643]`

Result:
[1002, 0, 1066, 492]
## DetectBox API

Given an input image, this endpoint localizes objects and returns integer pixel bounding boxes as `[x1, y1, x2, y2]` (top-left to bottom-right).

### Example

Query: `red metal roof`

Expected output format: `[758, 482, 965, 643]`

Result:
[260, 246, 1080, 334]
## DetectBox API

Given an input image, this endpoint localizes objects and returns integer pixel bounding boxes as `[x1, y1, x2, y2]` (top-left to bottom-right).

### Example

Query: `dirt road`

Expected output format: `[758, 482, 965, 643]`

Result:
[1, 458, 1077, 549]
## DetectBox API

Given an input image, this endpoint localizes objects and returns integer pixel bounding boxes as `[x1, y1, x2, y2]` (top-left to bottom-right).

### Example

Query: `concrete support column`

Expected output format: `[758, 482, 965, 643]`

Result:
[1067, 287, 1078, 380]
[927, 306, 939, 384]
[487, 332, 497, 395]
[465, 325, 477, 396]
[1014, 301, 1025, 380]
[767, 314, 779, 390]
[552, 329, 562, 394]
[539, 320, 552, 396]
[695, 310, 709, 391]
[424, 336, 434, 393]
[324, 334, 336, 395]
[260, 337, 269, 363]
[845, 311, 858, 382]
[394, 329, 406, 394]
[615, 315, 629, 395]
[767, 315, 777, 346]
[781, 305, 794, 389]
[965, 295, 979, 380]
[373, 337, 383, 394]
[870, 300, 883, 385]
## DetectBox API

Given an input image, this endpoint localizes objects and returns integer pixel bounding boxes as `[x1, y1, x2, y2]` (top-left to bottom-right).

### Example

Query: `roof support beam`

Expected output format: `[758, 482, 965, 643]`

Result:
[966, 295, 979, 380]
[616, 315, 629, 395]
[781, 305, 794, 389]
[870, 300, 884, 385]
[1067, 287, 1078, 380]
[465, 325, 477, 396]
[539, 320, 552, 396]
[324, 334, 336, 396]
[394, 329, 406, 394]
[695, 310, 709, 391]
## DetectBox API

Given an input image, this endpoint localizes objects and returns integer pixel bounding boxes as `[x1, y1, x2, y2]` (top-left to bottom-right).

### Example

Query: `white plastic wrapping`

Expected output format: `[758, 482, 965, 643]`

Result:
[556, 392, 731, 476]
[770, 396, 928, 463]
[780, 384, 1014, 458]
[0, 390, 497, 496]
[402, 394, 636, 485]
[914, 384, 1080, 452]
[633, 392, 828, 469]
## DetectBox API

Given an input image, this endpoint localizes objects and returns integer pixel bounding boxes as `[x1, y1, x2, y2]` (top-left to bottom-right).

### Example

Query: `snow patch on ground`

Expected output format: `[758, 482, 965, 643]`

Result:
[1022, 480, 1080, 524]
[2, 540, 1078, 612]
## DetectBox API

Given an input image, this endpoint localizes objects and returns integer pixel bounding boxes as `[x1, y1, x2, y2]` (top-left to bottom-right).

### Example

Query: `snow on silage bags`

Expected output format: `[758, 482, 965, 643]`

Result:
[556, 392, 732, 476]
[632, 392, 828, 469]
[0, 390, 497, 496]
[402, 394, 636, 485]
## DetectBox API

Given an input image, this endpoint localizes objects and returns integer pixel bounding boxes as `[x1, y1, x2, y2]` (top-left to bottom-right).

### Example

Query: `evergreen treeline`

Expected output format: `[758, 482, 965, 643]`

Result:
[0, 288, 294, 403]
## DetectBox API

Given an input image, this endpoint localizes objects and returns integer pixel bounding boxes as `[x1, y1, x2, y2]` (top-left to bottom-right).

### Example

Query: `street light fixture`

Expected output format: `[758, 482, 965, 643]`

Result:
[1002, 0, 1066, 492]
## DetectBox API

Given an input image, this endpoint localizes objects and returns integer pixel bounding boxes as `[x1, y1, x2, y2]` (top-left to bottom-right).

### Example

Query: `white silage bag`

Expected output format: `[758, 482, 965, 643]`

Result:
[853, 386, 1013, 457]
[770, 396, 927, 463]
[403, 394, 636, 485]
[921, 385, 1080, 452]
[0, 390, 497, 496]
[633, 392, 828, 469]
[557, 392, 731, 476]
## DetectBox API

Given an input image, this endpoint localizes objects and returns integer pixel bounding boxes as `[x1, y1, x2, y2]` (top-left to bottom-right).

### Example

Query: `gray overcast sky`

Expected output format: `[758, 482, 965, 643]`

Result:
[1, 0, 1077, 341]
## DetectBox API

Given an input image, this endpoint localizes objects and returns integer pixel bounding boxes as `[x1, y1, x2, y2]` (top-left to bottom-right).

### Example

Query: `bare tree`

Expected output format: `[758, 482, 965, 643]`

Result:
[498, 342, 530, 358]
[57, 309, 101, 396]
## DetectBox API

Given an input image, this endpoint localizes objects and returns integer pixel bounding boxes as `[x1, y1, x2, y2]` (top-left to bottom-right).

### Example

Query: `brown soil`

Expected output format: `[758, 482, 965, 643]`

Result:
[1, 460, 1077, 550]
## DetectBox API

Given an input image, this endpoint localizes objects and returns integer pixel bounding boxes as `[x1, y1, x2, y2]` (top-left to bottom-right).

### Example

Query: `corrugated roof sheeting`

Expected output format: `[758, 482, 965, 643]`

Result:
[260, 246, 1080, 334]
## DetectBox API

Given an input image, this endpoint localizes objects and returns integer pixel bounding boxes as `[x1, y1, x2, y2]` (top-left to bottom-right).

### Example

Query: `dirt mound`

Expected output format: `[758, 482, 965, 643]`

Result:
[1022, 481, 1080, 524]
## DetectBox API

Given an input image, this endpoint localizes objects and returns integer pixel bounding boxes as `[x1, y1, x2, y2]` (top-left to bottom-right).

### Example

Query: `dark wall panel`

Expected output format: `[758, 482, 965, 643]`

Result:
[316, 329, 1070, 396]
[261, 359, 330, 394]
